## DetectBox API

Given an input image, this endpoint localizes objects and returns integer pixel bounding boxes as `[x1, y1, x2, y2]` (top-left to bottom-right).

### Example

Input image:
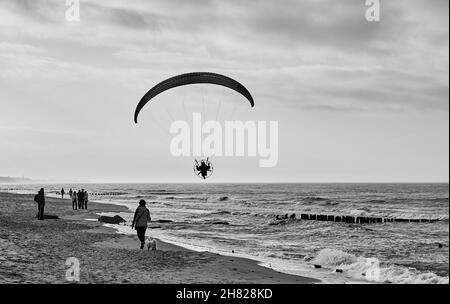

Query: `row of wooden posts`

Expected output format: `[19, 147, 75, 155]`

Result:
[284, 213, 441, 223]
[2, 189, 126, 196]
[89, 192, 127, 196]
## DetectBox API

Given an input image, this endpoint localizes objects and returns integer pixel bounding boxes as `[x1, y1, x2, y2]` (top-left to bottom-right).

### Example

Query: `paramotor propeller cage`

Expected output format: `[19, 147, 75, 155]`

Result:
[193, 159, 214, 179]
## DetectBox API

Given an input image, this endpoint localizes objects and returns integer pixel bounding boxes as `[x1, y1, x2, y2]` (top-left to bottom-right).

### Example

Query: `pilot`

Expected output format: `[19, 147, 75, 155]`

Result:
[196, 160, 211, 179]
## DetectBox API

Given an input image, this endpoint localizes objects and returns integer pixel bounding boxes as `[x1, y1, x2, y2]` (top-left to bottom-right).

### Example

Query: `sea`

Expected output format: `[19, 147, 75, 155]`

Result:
[1, 183, 448, 284]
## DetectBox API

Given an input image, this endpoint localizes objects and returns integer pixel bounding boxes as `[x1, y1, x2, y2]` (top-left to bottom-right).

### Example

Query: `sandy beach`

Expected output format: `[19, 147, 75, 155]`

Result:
[0, 191, 318, 284]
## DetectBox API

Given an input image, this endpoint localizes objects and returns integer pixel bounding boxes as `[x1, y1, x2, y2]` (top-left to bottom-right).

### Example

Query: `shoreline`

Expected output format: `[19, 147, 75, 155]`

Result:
[0, 191, 319, 284]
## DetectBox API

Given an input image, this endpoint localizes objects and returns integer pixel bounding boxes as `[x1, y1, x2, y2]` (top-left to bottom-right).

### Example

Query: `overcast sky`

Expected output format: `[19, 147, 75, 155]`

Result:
[0, 0, 448, 183]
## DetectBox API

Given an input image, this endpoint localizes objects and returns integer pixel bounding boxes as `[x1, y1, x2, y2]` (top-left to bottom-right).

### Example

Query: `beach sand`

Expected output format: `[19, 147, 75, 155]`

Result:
[0, 192, 318, 284]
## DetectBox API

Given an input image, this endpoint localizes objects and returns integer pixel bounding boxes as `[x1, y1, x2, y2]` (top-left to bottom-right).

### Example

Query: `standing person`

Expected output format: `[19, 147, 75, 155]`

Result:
[69, 188, 73, 197]
[34, 188, 45, 220]
[61, 188, 65, 199]
[80, 189, 85, 209]
[71, 190, 78, 210]
[83, 190, 89, 210]
[131, 200, 152, 249]
[77, 190, 83, 209]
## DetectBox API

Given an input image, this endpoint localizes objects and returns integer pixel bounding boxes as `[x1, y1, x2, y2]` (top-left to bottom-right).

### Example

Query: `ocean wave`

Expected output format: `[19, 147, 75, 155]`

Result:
[210, 210, 231, 215]
[366, 199, 387, 204]
[304, 196, 329, 201]
[231, 211, 252, 216]
[298, 199, 338, 207]
[205, 196, 235, 203]
[319, 201, 339, 206]
[428, 198, 449, 203]
[347, 209, 370, 216]
[312, 248, 449, 284]
[166, 196, 203, 201]
[268, 218, 298, 226]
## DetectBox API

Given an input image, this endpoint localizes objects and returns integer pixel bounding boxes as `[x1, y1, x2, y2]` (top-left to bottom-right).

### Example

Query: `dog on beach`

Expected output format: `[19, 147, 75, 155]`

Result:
[146, 238, 157, 251]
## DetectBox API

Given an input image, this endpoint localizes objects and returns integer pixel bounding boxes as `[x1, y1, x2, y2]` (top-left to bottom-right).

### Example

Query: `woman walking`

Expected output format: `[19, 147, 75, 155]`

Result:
[131, 200, 152, 249]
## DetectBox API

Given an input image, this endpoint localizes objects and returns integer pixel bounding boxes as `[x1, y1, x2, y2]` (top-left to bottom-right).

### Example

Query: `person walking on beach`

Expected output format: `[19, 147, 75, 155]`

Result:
[69, 188, 73, 197]
[34, 188, 45, 220]
[131, 200, 152, 249]
[61, 188, 65, 199]
[71, 190, 78, 210]
[77, 190, 83, 209]
[83, 190, 89, 210]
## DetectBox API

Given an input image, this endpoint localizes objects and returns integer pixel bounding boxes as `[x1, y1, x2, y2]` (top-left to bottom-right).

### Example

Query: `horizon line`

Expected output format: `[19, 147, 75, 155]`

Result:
[1, 181, 449, 185]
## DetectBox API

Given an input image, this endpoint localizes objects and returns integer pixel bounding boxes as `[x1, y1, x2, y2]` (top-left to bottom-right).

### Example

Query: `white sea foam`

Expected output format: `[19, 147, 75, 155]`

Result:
[312, 248, 449, 284]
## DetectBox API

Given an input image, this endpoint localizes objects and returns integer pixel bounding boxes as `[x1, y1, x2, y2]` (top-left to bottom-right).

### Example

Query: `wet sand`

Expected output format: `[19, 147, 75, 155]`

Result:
[0, 191, 319, 284]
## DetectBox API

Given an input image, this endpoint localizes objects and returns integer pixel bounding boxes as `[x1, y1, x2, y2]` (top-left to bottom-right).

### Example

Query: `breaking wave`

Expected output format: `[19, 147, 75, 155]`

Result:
[312, 249, 449, 284]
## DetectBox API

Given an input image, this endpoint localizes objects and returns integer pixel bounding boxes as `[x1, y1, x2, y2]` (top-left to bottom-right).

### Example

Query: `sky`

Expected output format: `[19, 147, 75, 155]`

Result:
[0, 0, 448, 183]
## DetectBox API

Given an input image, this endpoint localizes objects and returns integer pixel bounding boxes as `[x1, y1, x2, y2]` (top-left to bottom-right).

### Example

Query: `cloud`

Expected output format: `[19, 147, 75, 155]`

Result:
[0, 0, 447, 181]
[0, 0, 448, 113]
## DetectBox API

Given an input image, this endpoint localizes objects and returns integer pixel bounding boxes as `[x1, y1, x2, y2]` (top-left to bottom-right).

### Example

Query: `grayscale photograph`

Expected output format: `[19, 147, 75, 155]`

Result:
[0, 0, 448, 292]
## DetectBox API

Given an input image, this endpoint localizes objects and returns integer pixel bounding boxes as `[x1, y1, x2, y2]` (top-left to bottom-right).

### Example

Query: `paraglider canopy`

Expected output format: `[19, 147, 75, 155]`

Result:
[134, 72, 254, 123]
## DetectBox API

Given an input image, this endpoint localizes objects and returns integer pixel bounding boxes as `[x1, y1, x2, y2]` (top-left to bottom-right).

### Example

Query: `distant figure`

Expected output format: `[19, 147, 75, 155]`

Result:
[80, 189, 86, 209]
[61, 188, 65, 199]
[83, 190, 89, 210]
[69, 188, 73, 197]
[131, 200, 152, 250]
[34, 188, 45, 220]
[71, 190, 78, 210]
[195, 159, 212, 179]
[77, 190, 83, 209]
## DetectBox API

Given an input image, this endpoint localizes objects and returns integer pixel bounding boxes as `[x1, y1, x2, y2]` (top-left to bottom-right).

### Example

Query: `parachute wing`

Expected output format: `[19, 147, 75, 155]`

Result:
[134, 72, 254, 123]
